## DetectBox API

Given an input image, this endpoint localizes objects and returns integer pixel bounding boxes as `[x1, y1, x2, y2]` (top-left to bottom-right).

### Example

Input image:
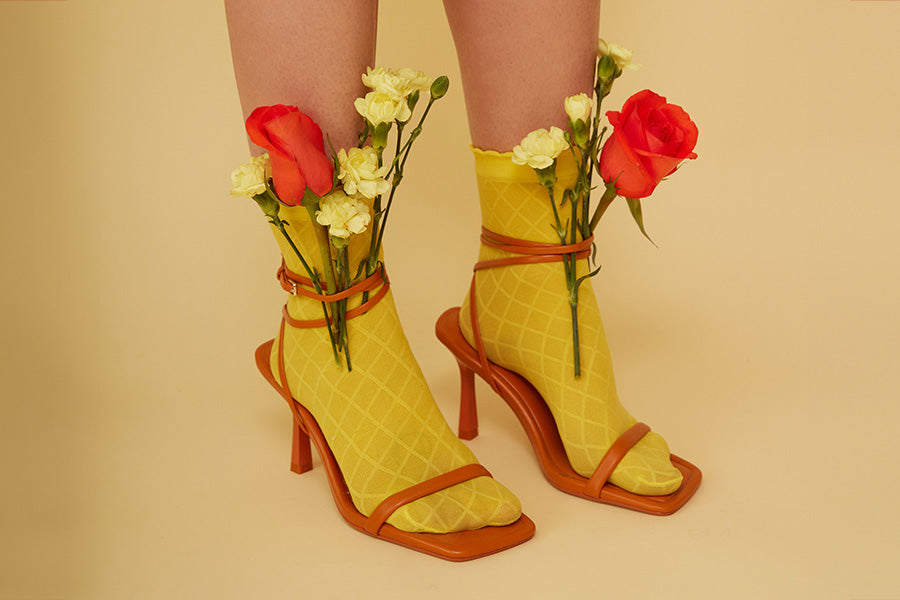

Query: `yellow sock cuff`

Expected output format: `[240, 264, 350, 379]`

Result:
[471, 146, 579, 183]
[470, 146, 579, 244]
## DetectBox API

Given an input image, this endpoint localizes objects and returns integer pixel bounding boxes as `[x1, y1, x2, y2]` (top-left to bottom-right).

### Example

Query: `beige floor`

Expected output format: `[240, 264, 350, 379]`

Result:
[2, 1, 898, 598]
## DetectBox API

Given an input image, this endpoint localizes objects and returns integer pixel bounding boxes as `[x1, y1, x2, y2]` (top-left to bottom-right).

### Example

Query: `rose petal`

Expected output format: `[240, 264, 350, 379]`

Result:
[246, 105, 298, 152]
[634, 148, 683, 184]
[658, 104, 699, 159]
[268, 151, 307, 205]
[600, 129, 656, 199]
[265, 111, 334, 197]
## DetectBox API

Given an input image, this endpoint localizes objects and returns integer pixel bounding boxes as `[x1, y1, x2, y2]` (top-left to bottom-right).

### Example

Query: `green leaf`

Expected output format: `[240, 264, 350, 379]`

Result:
[354, 259, 368, 281]
[625, 197, 658, 247]
[574, 263, 602, 291]
[407, 90, 420, 112]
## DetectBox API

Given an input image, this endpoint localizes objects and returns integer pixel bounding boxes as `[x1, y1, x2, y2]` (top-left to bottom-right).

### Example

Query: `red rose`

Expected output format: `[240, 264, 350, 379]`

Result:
[599, 90, 698, 199]
[245, 105, 334, 205]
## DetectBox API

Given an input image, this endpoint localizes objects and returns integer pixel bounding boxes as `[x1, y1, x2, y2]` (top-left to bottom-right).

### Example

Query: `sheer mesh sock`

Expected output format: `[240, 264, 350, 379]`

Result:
[270, 204, 521, 533]
[459, 149, 682, 496]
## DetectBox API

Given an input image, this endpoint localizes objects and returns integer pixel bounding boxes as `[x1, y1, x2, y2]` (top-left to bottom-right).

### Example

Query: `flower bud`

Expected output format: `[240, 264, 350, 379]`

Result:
[430, 75, 449, 99]
[597, 54, 617, 85]
[572, 119, 589, 148]
[564, 93, 593, 123]
[597, 38, 634, 70]
[253, 191, 280, 220]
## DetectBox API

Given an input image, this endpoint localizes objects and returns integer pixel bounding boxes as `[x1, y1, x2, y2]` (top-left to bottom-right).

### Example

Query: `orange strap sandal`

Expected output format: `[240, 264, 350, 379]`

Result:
[256, 263, 535, 560]
[435, 229, 702, 516]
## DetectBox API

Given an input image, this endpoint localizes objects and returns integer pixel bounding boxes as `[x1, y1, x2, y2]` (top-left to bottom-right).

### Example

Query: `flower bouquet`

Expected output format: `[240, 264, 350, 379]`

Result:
[511, 39, 699, 376]
[230, 67, 450, 370]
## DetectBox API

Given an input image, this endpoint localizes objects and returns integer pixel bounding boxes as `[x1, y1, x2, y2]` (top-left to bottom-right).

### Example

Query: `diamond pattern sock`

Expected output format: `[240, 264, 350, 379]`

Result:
[459, 148, 683, 496]
[268, 204, 521, 533]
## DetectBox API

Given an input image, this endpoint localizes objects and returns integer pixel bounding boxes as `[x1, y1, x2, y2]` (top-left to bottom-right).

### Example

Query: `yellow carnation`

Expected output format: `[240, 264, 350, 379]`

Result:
[597, 38, 637, 70]
[230, 153, 269, 197]
[511, 127, 569, 170]
[363, 66, 432, 98]
[395, 67, 432, 93]
[315, 191, 371, 239]
[354, 91, 411, 125]
[338, 147, 390, 199]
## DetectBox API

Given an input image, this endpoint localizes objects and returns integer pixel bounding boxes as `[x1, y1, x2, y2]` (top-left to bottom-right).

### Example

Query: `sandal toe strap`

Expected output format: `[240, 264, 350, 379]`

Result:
[584, 423, 651, 498]
[364, 464, 492, 535]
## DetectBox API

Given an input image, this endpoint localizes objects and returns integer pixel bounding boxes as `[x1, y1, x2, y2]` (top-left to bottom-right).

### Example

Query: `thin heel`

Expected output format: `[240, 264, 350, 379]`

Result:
[458, 362, 479, 440]
[291, 419, 313, 474]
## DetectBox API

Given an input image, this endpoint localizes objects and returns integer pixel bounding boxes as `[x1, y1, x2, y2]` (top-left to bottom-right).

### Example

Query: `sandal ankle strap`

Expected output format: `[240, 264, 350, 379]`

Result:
[272, 262, 391, 410]
[277, 261, 391, 329]
[475, 227, 593, 271]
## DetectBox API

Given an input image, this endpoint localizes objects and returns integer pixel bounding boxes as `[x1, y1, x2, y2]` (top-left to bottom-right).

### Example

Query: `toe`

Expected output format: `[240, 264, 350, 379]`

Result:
[388, 475, 522, 534]
[609, 431, 683, 496]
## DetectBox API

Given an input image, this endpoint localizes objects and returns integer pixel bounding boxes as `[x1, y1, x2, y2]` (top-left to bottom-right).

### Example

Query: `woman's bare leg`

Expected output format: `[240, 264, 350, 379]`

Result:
[443, 0, 600, 151]
[225, 0, 377, 151]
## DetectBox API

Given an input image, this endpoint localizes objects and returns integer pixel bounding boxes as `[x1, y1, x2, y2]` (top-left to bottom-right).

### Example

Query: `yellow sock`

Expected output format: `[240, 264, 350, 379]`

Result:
[269, 204, 521, 533]
[459, 148, 683, 495]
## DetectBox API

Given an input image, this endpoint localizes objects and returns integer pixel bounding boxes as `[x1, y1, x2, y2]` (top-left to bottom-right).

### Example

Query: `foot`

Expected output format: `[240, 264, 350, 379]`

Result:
[271, 206, 521, 533]
[459, 149, 683, 496]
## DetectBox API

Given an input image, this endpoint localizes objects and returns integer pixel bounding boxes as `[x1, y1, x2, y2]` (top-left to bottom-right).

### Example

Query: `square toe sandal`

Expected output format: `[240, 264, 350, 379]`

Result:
[434, 229, 702, 516]
[255, 264, 535, 561]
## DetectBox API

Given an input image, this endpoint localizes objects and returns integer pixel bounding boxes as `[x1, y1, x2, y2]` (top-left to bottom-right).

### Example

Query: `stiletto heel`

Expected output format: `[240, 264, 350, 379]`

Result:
[290, 418, 313, 474]
[457, 362, 478, 440]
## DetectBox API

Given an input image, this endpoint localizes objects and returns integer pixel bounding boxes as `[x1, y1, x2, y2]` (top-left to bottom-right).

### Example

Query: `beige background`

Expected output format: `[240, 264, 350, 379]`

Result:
[2, 1, 898, 598]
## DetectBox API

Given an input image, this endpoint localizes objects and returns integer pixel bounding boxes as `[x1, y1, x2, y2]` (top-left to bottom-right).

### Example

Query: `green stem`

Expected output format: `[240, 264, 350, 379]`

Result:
[372, 176, 401, 270]
[303, 203, 344, 368]
[273, 218, 318, 292]
[386, 98, 434, 181]
[546, 185, 566, 245]
[568, 188, 581, 377]
[304, 204, 337, 295]
[370, 98, 436, 276]
[272, 217, 340, 367]
[360, 194, 380, 304]
[580, 149, 593, 240]
[337, 245, 351, 371]
[570, 301, 581, 378]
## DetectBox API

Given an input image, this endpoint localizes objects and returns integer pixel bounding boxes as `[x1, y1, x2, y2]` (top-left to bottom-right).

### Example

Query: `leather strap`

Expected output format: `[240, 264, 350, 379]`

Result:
[584, 422, 651, 498]
[273, 262, 390, 397]
[476, 229, 593, 269]
[467, 227, 594, 390]
[364, 464, 492, 534]
[276, 318, 307, 429]
[277, 262, 390, 329]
